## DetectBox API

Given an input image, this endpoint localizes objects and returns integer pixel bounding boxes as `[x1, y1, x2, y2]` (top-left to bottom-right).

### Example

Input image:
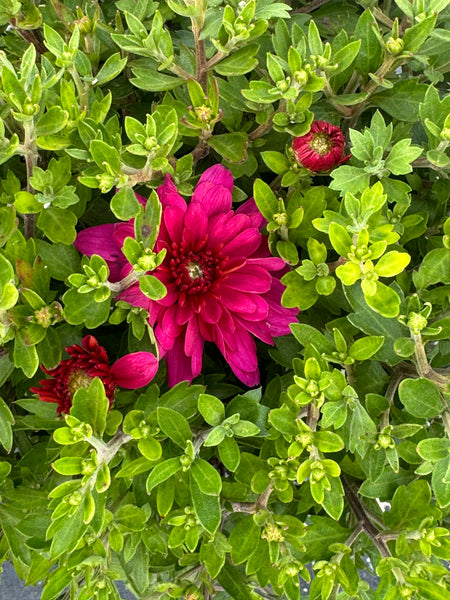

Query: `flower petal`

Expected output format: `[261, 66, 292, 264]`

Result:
[222, 228, 261, 257]
[165, 334, 197, 386]
[236, 197, 266, 229]
[110, 352, 158, 389]
[191, 165, 234, 217]
[157, 174, 187, 210]
[75, 225, 125, 281]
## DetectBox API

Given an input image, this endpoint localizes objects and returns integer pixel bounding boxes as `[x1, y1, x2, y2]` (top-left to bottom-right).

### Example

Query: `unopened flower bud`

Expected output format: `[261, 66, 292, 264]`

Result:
[386, 37, 404, 55]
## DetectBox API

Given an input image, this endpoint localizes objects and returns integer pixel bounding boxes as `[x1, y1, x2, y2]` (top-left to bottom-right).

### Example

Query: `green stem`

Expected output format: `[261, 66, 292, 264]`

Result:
[249, 101, 287, 141]
[69, 66, 89, 111]
[23, 120, 38, 239]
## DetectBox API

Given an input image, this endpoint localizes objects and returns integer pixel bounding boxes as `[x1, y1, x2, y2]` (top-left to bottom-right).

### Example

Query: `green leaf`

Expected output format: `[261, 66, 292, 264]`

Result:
[229, 516, 260, 564]
[200, 535, 227, 578]
[281, 270, 319, 310]
[190, 458, 222, 496]
[413, 248, 450, 289]
[90, 140, 121, 174]
[321, 475, 344, 520]
[301, 516, 351, 563]
[329, 166, 370, 195]
[269, 407, 298, 437]
[52, 457, 83, 475]
[63, 288, 110, 328]
[94, 53, 127, 85]
[71, 377, 108, 436]
[131, 65, 183, 91]
[138, 437, 162, 461]
[208, 133, 248, 163]
[14, 191, 42, 214]
[385, 139, 422, 175]
[35, 240, 81, 281]
[139, 274, 167, 300]
[314, 431, 344, 453]
[261, 151, 289, 175]
[198, 393, 225, 426]
[348, 336, 384, 360]
[214, 44, 259, 76]
[35, 106, 68, 137]
[349, 401, 376, 455]
[383, 480, 436, 530]
[403, 15, 437, 54]
[345, 283, 408, 365]
[398, 378, 443, 419]
[37, 208, 77, 244]
[157, 407, 192, 448]
[40, 565, 74, 600]
[253, 178, 279, 221]
[417, 438, 450, 462]
[190, 473, 221, 533]
[0, 397, 14, 452]
[329, 222, 352, 256]
[406, 578, 450, 600]
[364, 281, 401, 318]
[353, 9, 383, 76]
[290, 323, 334, 354]
[372, 79, 428, 122]
[375, 251, 411, 277]
[13, 331, 39, 377]
[332, 40, 361, 76]
[216, 561, 256, 600]
[432, 457, 450, 508]
[111, 186, 140, 220]
[146, 457, 182, 493]
[218, 436, 240, 471]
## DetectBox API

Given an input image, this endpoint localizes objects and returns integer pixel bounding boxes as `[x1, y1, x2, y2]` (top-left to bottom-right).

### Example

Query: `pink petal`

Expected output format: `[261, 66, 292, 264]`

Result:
[246, 256, 286, 271]
[236, 198, 266, 229]
[263, 279, 298, 336]
[165, 334, 197, 386]
[222, 266, 272, 293]
[75, 225, 127, 283]
[222, 228, 261, 257]
[208, 212, 250, 248]
[113, 223, 135, 254]
[220, 325, 260, 385]
[182, 203, 208, 250]
[198, 164, 234, 191]
[191, 181, 232, 217]
[162, 205, 186, 244]
[191, 165, 234, 217]
[234, 316, 273, 344]
[157, 174, 187, 210]
[75, 224, 117, 258]
[199, 296, 222, 324]
[110, 352, 158, 388]
[220, 289, 269, 320]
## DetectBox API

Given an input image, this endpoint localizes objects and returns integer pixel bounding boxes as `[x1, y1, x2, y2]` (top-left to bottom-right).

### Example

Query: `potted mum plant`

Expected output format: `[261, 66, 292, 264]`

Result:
[0, 1, 449, 600]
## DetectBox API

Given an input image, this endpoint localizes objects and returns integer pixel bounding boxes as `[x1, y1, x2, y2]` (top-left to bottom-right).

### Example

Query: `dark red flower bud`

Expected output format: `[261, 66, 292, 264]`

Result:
[292, 121, 350, 172]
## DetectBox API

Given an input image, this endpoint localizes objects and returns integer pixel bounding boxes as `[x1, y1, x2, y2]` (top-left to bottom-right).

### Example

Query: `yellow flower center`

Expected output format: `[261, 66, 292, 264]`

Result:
[309, 132, 332, 155]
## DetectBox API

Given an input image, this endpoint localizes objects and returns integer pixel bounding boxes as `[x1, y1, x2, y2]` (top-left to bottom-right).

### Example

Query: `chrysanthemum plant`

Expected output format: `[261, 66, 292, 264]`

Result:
[0, 1, 449, 599]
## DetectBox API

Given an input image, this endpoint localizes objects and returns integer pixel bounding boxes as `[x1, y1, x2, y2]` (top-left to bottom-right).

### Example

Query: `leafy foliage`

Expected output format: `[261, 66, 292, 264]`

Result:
[0, 1, 449, 600]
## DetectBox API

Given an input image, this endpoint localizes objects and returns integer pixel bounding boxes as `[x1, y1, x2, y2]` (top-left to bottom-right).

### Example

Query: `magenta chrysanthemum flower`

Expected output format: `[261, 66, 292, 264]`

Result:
[75, 165, 298, 387]
[292, 120, 350, 172]
[31, 335, 158, 414]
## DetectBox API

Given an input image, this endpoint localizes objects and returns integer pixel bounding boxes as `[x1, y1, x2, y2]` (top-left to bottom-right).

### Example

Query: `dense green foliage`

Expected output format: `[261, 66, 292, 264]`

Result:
[0, 1, 449, 599]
